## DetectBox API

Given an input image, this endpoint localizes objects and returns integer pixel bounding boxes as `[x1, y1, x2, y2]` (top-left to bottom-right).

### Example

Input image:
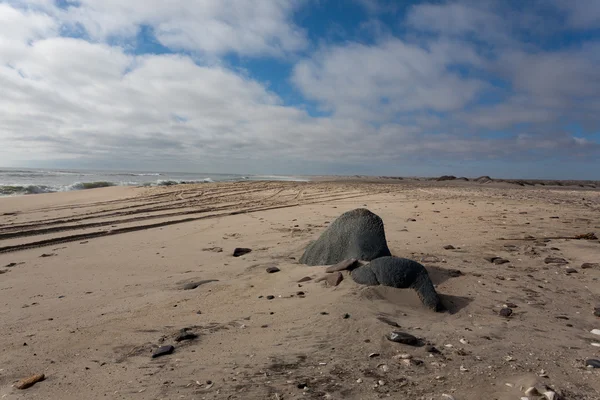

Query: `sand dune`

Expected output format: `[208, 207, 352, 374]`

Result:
[1, 180, 600, 399]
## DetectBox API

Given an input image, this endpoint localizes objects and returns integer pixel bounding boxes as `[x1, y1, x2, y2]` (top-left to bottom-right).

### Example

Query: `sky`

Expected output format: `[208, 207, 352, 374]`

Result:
[1, 0, 600, 179]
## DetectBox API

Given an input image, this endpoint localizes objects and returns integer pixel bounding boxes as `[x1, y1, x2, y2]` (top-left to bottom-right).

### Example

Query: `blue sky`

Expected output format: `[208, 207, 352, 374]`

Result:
[1, 0, 600, 179]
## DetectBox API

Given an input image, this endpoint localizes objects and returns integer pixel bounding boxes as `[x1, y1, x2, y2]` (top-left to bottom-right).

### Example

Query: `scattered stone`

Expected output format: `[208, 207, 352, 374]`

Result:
[585, 359, 600, 368]
[296, 291, 305, 296]
[343, 313, 350, 319]
[325, 258, 358, 273]
[376, 316, 400, 327]
[484, 256, 499, 263]
[299, 209, 391, 265]
[425, 345, 441, 354]
[421, 255, 441, 263]
[15, 374, 45, 390]
[499, 308, 513, 317]
[181, 280, 219, 290]
[368, 353, 380, 358]
[493, 258, 510, 265]
[175, 328, 198, 342]
[441, 394, 455, 400]
[591, 329, 600, 336]
[544, 257, 568, 264]
[386, 331, 419, 346]
[266, 295, 275, 300]
[297, 277, 312, 283]
[326, 272, 343, 287]
[505, 302, 518, 308]
[447, 269, 463, 277]
[40, 253, 55, 258]
[152, 345, 174, 358]
[443, 245, 455, 250]
[266, 266, 280, 274]
[594, 307, 600, 317]
[575, 233, 598, 240]
[202, 247, 223, 253]
[233, 248, 252, 257]
[582, 263, 599, 269]
[525, 387, 541, 397]
[5, 262, 17, 268]
[543, 390, 558, 400]
[0, 269, 8, 274]
[565, 267, 577, 274]
[351, 257, 444, 311]
[406, 218, 417, 222]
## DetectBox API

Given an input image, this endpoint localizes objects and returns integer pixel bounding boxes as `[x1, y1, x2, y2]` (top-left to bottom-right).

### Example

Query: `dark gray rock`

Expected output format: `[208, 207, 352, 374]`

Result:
[152, 345, 174, 358]
[233, 248, 252, 257]
[582, 263, 599, 269]
[351, 257, 443, 312]
[297, 276, 312, 283]
[266, 266, 280, 273]
[386, 331, 419, 345]
[499, 307, 513, 317]
[443, 245, 455, 250]
[545, 257, 568, 264]
[175, 328, 198, 342]
[299, 209, 391, 266]
[585, 359, 600, 368]
[181, 280, 219, 290]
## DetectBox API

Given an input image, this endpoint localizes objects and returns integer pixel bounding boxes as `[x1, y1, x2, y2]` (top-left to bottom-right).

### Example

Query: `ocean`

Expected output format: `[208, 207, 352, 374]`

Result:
[0, 168, 308, 196]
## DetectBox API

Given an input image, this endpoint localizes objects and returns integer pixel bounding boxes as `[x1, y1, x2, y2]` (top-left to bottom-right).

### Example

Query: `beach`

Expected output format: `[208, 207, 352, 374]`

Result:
[1, 179, 600, 399]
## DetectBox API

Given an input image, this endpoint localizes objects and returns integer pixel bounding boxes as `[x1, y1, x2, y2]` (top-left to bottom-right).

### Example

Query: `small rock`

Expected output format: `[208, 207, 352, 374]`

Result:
[343, 313, 350, 319]
[296, 291, 305, 296]
[504, 302, 518, 308]
[585, 359, 600, 368]
[152, 345, 174, 358]
[443, 245, 455, 250]
[582, 263, 599, 269]
[233, 248, 252, 257]
[484, 256, 499, 263]
[298, 277, 312, 282]
[325, 259, 358, 273]
[406, 218, 416, 222]
[326, 272, 343, 287]
[386, 331, 419, 346]
[425, 345, 441, 354]
[392, 353, 412, 360]
[594, 307, 600, 317]
[368, 352, 380, 358]
[181, 280, 219, 290]
[266, 266, 281, 273]
[202, 247, 223, 253]
[544, 257, 568, 264]
[297, 383, 307, 389]
[15, 374, 45, 390]
[441, 394, 455, 400]
[494, 258, 510, 265]
[376, 316, 400, 327]
[266, 295, 275, 300]
[543, 391, 558, 400]
[460, 365, 468, 372]
[525, 387, 541, 396]
[591, 329, 600, 336]
[565, 267, 577, 274]
[499, 307, 513, 317]
[175, 329, 198, 342]
[40, 253, 55, 258]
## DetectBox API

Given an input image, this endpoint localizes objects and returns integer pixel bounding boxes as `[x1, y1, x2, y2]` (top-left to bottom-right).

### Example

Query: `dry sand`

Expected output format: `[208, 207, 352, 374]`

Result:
[1, 179, 600, 399]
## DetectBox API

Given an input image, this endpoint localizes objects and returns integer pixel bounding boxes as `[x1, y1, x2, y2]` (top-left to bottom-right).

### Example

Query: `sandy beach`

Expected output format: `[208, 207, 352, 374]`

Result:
[1, 179, 600, 399]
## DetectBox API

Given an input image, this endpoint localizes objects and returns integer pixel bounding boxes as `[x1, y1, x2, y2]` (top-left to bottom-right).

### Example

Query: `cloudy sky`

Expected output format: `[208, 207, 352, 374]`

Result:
[1, 0, 600, 179]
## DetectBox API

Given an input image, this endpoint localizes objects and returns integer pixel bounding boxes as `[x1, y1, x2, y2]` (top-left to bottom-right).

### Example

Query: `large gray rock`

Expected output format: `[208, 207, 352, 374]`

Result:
[299, 209, 391, 266]
[351, 257, 443, 312]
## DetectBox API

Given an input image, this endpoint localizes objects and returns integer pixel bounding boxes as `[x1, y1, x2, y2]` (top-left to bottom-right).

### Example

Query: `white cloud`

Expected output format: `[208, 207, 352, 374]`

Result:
[293, 38, 485, 120]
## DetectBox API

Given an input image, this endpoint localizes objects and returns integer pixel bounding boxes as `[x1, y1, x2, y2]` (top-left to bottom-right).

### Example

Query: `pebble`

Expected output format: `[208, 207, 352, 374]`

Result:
[441, 395, 455, 400]
[585, 359, 600, 368]
[594, 307, 600, 317]
[544, 257, 568, 264]
[15, 374, 45, 389]
[543, 391, 558, 400]
[326, 272, 343, 287]
[368, 353, 380, 358]
[499, 307, 513, 317]
[591, 329, 600, 336]
[266, 266, 280, 273]
[376, 316, 400, 327]
[443, 245, 455, 250]
[504, 302, 518, 308]
[152, 345, 174, 358]
[459, 338, 468, 345]
[582, 263, 599, 269]
[233, 248, 252, 257]
[393, 353, 412, 360]
[175, 329, 198, 342]
[343, 313, 350, 319]
[460, 365, 468, 372]
[565, 267, 577, 274]
[525, 387, 541, 396]
[182, 280, 219, 290]
[425, 345, 441, 354]
[266, 295, 275, 300]
[297, 277, 312, 282]
[386, 331, 419, 346]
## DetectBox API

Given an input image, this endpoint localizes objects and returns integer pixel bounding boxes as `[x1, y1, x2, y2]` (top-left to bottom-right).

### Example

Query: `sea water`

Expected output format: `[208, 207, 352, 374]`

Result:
[0, 168, 307, 196]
